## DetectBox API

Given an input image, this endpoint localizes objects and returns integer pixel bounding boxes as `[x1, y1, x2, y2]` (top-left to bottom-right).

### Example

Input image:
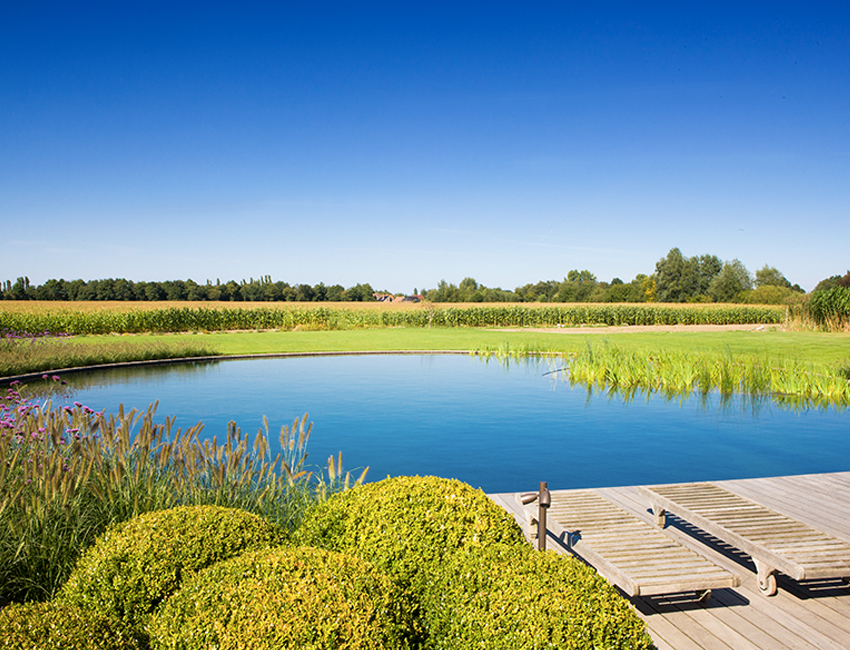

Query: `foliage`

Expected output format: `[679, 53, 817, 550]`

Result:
[0, 386, 348, 603]
[296, 477, 650, 649]
[0, 600, 142, 650]
[813, 271, 850, 293]
[654, 248, 722, 302]
[804, 286, 850, 330]
[755, 264, 792, 289]
[57, 506, 281, 635]
[738, 285, 804, 305]
[420, 543, 653, 650]
[0, 276, 377, 303]
[148, 546, 420, 650]
[295, 476, 526, 596]
[707, 259, 753, 303]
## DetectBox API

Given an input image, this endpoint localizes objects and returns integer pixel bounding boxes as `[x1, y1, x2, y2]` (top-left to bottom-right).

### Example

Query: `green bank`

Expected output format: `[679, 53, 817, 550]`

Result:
[85, 328, 850, 365]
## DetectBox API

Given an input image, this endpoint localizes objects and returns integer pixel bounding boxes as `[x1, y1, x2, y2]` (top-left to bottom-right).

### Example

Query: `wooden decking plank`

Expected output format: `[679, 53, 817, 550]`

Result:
[639, 482, 850, 585]
[494, 474, 850, 649]
[720, 477, 850, 541]
[605, 483, 850, 650]
[707, 587, 837, 650]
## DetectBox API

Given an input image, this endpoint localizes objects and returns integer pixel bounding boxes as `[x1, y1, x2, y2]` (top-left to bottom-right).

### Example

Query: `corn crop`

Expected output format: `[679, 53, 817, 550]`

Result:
[0, 303, 784, 336]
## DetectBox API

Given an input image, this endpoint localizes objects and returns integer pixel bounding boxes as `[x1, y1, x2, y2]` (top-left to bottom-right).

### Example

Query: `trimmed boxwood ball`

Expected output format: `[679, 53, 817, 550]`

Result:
[421, 543, 654, 650]
[294, 476, 527, 593]
[58, 505, 281, 635]
[148, 546, 420, 650]
[0, 601, 142, 650]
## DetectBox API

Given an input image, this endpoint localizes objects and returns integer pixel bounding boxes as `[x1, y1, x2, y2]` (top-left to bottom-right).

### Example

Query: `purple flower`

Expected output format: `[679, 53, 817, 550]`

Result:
[74, 402, 82, 408]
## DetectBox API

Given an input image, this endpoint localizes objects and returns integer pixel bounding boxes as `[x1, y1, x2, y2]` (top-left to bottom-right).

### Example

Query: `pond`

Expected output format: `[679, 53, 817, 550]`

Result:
[30, 354, 850, 493]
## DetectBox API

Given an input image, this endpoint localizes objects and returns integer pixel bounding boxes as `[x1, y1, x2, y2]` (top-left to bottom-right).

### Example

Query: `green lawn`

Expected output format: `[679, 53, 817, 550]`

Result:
[84, 327, 850, 366]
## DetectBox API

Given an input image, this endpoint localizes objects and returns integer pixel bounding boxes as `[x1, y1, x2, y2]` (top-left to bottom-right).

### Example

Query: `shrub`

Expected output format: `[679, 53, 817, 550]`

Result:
[421, 543, 653, 650]
[57, 505, 281, 636]
[295, 476, 527, 594]
[148, 546, 419, 650]
[0, 600, 142, 650]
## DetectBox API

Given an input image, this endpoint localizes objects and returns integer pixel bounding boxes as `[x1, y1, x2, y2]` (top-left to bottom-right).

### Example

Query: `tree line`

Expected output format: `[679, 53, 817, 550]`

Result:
[423, 249, 820, 305]
[0, 276, 377, 303]
[3, 248, 846, 304]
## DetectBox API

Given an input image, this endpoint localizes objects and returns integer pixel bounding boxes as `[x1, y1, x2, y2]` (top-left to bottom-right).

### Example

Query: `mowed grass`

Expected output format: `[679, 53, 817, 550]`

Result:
[79, 327, 850, 366]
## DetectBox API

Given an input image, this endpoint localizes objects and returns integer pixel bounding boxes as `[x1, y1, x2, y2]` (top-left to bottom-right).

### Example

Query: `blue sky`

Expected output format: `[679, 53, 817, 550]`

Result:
[3, 3, 848, 292]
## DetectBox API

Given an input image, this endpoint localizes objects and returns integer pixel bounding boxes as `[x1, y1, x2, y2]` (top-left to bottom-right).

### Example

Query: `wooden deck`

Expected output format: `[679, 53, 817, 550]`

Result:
[490, 472, 850, 650]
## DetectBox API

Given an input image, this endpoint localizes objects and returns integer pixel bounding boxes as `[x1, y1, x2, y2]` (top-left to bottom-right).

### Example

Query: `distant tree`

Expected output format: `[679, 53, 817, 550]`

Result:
[293, 284, 314, 301]
[6, 277, 32, 300]
[708, 260, 753, 302]
[206, 281, 222, 301]
[312, 282, 328, 302]
[34, 278, 68, 301]
[695, 254, 723, 295]
[144, 283, 166, 301]
[655, 248, 721, 302]
[95, 279, 116, 301]
[185, 279, 206, 301]
[263, 282, 282, 301]
[326, 284, 345, 301]
[654, 248, 694, 302]
[459, 277, 478, 293]
[755, 265, 792, 289]
[163, 280, 186, 301]
[114, 278, 135, 300]
[344, 283, 375, 301]
[813, 271, 850, 293]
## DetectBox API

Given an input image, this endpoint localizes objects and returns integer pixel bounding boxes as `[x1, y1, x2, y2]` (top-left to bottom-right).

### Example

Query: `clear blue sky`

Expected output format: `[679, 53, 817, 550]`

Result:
[3, 2, 848, 292]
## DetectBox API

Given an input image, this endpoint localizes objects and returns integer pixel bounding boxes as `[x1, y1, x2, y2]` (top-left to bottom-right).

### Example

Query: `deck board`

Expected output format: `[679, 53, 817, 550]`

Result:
[489, 471, 850, 650]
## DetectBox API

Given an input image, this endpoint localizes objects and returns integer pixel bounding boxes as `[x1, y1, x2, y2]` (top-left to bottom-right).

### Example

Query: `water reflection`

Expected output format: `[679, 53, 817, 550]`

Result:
[5, 355, 848, 493]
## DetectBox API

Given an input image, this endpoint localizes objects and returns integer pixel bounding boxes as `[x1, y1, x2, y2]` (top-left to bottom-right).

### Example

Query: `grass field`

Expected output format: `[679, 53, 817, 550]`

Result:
[73, 327, 849, 365]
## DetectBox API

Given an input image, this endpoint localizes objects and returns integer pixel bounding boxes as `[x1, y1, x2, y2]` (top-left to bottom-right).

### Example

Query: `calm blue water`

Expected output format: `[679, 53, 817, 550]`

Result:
[37, 355, 850, 493]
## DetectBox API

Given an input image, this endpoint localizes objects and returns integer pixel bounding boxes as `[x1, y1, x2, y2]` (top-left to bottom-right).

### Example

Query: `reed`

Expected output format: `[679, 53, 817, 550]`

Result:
[476, 343, 850, 408]
[0, 384, 363, 603]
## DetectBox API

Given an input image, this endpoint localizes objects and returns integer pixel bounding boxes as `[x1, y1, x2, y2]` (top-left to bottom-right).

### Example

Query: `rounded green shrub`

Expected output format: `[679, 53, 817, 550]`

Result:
[294, 476, 527, 593]
[0, 600, 142, 650]
[58, 505, 281, 635]
[148, 546, 419, 650]
[422, 543, 653, 650]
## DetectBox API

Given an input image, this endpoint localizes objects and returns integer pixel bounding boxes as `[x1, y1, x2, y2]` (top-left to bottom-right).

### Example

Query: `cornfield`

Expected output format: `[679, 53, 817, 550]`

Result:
[0, 303, 785, 336]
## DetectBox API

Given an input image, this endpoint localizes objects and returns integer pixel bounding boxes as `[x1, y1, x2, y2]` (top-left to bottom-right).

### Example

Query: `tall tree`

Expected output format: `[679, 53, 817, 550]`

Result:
[755, 265, 791, 288]
[708, 260, 753, 302]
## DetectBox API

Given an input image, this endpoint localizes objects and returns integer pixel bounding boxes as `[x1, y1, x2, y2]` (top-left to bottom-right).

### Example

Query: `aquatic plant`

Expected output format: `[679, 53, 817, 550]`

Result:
[0, 382, 360, 603]
[477, 342, 850, 408]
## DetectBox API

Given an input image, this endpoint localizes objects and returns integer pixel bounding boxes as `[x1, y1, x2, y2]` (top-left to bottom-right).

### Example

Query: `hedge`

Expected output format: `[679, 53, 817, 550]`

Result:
[57, 505, 281, 636]
[420, 543, 654, 649]
[148, 546, 419, 650]
[0, 601, 141, 650]
[294, 476, 527, 594]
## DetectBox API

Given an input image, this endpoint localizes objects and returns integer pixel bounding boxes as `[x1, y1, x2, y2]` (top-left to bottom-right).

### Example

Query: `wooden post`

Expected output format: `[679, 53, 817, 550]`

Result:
[537, 481, 551, 551]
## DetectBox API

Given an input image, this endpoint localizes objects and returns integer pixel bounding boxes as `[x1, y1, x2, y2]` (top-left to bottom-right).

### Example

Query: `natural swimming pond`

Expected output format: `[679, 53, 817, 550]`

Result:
[34, 354, 850, 493]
